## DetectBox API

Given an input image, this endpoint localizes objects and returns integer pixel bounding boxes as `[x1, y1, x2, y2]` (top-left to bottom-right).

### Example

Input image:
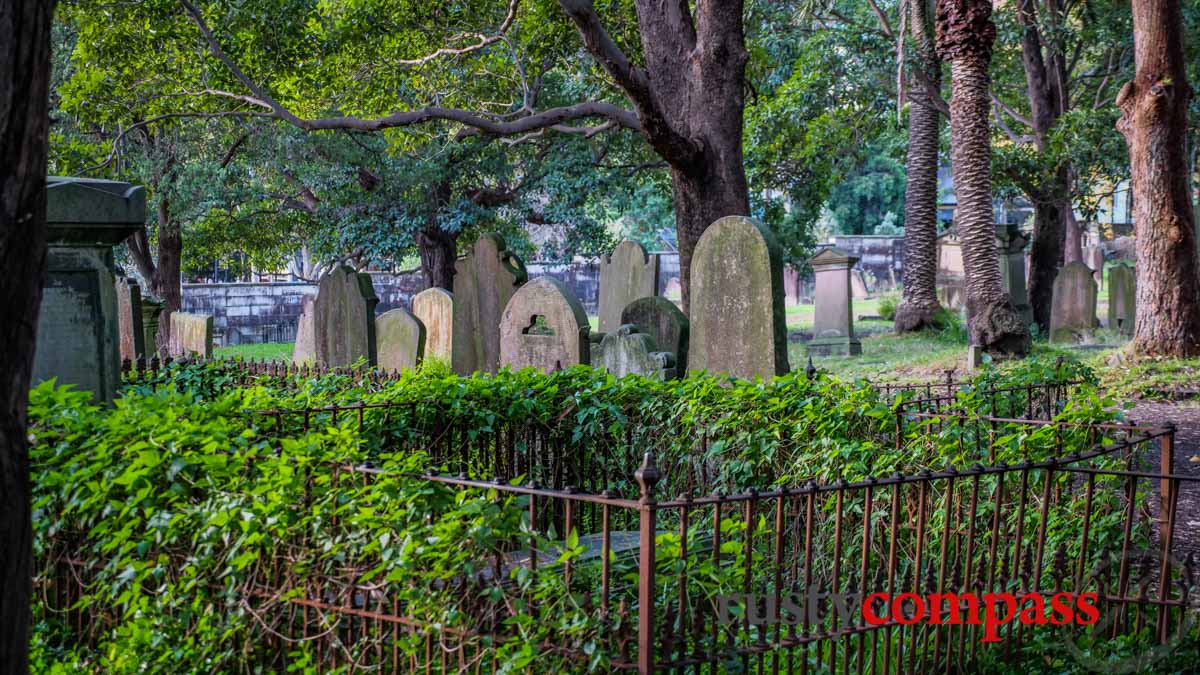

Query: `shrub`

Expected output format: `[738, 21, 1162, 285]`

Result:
[877, 293, 899, 321]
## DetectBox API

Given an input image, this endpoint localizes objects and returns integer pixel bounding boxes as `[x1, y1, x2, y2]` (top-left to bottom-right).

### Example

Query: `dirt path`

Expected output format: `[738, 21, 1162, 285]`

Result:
[1128, 401, 1200, 557]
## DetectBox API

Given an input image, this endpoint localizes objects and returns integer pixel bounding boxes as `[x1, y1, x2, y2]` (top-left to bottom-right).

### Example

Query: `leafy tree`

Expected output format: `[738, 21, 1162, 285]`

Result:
[826, 152, 907, 235]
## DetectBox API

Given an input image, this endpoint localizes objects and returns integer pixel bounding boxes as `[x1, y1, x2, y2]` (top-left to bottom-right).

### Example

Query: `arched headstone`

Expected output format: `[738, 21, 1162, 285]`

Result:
[376, 308, 426, 372]
[620, 296, 688, 375]
[688, 216, 789, 378]
[412, 287, 454, 365]
[500, 278, 590, 373]
[452, 234, 527, 375]
[1049, 261, 1098, 344]
[598, 240, 659, 333]
[314, 266, 379, 366]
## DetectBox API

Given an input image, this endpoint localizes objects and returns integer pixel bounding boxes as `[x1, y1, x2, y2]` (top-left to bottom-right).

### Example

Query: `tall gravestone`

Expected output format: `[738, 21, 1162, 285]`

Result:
[141, 297, 164, 359]
[621, 296, 689, 375]
[688, 216, 790, 378]
[292, 294, 316, 365]
[376, 308, 426, 372]
[412, 287, 454, 365]
[598, 240, 659, 333]
[34, 177, 145, 405]
[452, 234, 527, 375]
[808, 247, 862, 356]
[1049, 261, 1098, 343]
[314, 266, 379, 366]
[782, 265, 802, 306]
[499, 277, 590, 374]
[167, 312, 214, 359]
[1085, 246, 1105, 286]
[594, 325, 675, 380]
[850, 270, 871, 300]
[115, 276, 145, 365]
[1108, 264, 1136, 336]
[936, 230, 966, 310]
[997, 224, 1033, 325]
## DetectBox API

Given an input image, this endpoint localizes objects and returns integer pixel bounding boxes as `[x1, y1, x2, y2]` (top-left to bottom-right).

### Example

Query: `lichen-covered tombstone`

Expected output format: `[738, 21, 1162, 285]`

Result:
[499, 277, 590, 374]
[453, 234, 527, 375]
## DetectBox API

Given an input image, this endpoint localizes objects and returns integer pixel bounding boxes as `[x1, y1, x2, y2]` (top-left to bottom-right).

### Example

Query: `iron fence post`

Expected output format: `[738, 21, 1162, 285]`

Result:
[1160, 423, 1175, 537]
[635, 451, 661, 674]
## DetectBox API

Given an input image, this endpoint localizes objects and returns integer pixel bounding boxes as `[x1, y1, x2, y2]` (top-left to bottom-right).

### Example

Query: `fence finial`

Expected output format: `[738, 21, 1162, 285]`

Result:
[634, 451, 661, 500]
[806, 356, 817, 381]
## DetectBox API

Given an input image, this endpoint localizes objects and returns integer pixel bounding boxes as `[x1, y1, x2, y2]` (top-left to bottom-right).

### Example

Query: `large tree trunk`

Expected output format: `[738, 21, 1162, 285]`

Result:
[153, 213, 183, 355]
[1026, 169, 1068, 332]
[1117, 0, 1200, 356]
[670, 156, 751, 312]
[938, 0, 1031, 354]
[416, 226, 458, 290]
[0, 1, 56, 670]
[895, 5, 944, 332]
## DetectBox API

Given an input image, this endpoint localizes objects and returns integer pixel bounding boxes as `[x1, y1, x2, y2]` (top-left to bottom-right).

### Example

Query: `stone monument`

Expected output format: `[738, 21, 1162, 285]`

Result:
[594, 325, 675, 379]
[936, 230, 966, 310]
[807, 247, 862, 356]
[376, 308, 426, 372]
[620, 296, 689, 375]
[167, 312, 214, 358]
[687, 216, 790, 378]
[598, 240, 659, 333]
[453, 233, 527, 375]
[499, 277, 590, 374]
[314, 266, 379, 366]
[412, 287, 454, 365]
[115, 276, 145, 365]
[1107, 264, 1136, 336]
[33, 177, 145, 404]
[141, 297, 164, 359]
[997, 224, 1033, 326]
[292, 294, 316, 365]
[1048, 261, 1098, 343]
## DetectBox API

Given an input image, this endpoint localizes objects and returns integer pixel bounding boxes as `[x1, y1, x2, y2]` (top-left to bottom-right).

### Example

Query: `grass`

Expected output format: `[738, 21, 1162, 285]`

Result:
[214, 342, 294, 361]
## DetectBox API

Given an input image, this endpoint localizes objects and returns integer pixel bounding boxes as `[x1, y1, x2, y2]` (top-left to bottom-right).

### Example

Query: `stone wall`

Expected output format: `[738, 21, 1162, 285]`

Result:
[831, 235, 905, 289]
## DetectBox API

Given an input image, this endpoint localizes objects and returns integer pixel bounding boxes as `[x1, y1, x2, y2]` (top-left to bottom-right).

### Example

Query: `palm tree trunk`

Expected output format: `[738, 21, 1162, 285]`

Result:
[939, 0, 1031, 354]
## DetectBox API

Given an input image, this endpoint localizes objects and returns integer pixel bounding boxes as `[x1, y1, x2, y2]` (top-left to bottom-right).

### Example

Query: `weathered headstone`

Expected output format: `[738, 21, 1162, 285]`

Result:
[1107, 264, 1136, 336]
[1085, 246, 1105, 286]
[688, 216, 790, 378]
[412, 287, 454, 365]
[167, 312, 214, 358]
[376, 308, 426, 372]
[292, 294, 316, 365]
[783, 265, 802, 306]
[598, 240, 659, 333]
[967, 344, 985, 371]
[997, 224, 1033, 326]
[936, 230, 966, 310]
[620, 296, 689, 375]
[314, 266, 379, 366]
[850, 269, 871, 300]
[1048, 261, 1098, 344]
[141, 297, 164, 359]
[453, 234, 527, 375]
[33, 177, 145, 404]
[807, 247, 862, 357]
[595, 325, 675, 379]
[499, 277, 590, 373]
[115, 276, 145, 365]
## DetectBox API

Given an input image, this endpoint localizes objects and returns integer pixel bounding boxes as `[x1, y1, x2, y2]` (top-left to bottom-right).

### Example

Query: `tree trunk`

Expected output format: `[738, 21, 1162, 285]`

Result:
[670, 156, 751, 312]
[938, 0, 1031, 354]
[0, 1, 56, 670]
[1062, 201, 1083, 263]
[1026, 170, 1068, 333]
[148, 198, 183, 355]
[416, 226, 458, 291]
[895, 33, 944, 332]
[1117, 0, 1200, 356]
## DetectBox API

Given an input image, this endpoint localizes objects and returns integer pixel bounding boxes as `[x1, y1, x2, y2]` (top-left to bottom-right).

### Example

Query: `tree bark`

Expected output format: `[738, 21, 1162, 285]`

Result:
[0, 1, 56, 670]
[1026, 179, 1067, 331]
[1117, 0, 1200, 356]
[416, 226, 459, 290]
[938, 0, 1031, 354]
[895, 0, 945, 332]
[127, 196, 183, 355]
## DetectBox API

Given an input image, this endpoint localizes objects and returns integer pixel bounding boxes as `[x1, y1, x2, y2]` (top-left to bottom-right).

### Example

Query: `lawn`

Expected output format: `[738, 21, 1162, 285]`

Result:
[214, 341, 294, 361]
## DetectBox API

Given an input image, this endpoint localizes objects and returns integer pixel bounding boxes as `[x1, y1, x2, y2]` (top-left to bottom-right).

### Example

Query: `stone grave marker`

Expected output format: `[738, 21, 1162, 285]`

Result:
[292, 294, 316, 365]
[1085, 246, 1105, 285]
[1107, 264, 1136, 336]
[115, 276, 145, 365]
[34, 177, 145, 405]
[453, 233, 527, 375]
[412, 287, 454, 365]
[167, 312, 214, 358]
[499, 277, 590, 373]
[850, 269, 871, 300]
[688, 216, 790, 378]
[997, 224, 1033, 325]
[1049, 261, 1098, 344]
[141, 297, 164, 359]
[598, 240, 659, 333]
[620, 296, 689, 375]
[595, 325, 675, 379]
[783, 265, 802, 306]
[376, 308, 426, 372]
[936, 230, 966, 310]
[807, 247, 862, 356]
[314, 265, 379, 366]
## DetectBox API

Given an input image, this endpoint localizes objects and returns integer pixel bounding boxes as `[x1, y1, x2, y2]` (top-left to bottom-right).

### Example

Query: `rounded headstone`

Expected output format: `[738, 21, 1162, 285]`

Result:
[620, 296, 688, 374]
[412, 287, 454, 365]
[376, 308, 426, 372]
[499, 277, 590, 374]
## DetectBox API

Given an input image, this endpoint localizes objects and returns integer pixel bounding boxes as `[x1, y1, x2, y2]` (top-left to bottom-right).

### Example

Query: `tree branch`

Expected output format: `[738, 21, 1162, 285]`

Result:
[396, 0, 521, 66]
[990, 94, 1033, 129]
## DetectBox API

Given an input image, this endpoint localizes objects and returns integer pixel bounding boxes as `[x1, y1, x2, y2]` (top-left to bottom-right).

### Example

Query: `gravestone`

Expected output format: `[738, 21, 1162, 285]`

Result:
[376, 308, 426, 372]
[620, 296, 689, 375]
[33, 177, 145, 405]
[850, 270, 871, 300]
[1049, 261, 1098, 344]
[598, 240, 659, 333]
[292, 294, 316, 365]
[783, 265, 802, 306]
[1107, 264, 1136, 336]
[997, 224, 1033, 326]
[115, 276, 145, 365]
[936, 230, 966, 310]
[314, 266, 379, 366]
[595, 325, 675, 379]
[500, 277, 590, 373]
[453, 233, 527, 375]
[412, 287, 454, 365]
[167, 312, 213, 358]
[807, 247, 862, 356]
[1085, 246, 1105, 286]
[688, 216, 790, 378]
[141, 297, 164, 359]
